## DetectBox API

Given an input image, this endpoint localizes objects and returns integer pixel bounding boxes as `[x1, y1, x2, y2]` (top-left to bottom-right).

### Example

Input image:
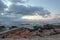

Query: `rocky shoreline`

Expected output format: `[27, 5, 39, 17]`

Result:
[0, 24, 60, 39]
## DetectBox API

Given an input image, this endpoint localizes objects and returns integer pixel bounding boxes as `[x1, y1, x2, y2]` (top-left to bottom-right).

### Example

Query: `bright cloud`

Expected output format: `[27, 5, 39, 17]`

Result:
[21, 15, 54, 20]
[0, 0, 60, 25]
[2, 0, 12, 7]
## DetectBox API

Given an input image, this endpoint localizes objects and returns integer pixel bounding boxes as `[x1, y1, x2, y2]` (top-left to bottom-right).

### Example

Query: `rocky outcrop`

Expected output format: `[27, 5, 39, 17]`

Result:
[0, 25, 6, 32]
[0, 24, 60, 38]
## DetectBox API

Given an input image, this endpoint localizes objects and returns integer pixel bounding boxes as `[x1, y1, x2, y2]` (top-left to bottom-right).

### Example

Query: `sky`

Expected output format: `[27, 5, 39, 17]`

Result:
[28, 0, 60, 14]
[0, 0, 60, 26]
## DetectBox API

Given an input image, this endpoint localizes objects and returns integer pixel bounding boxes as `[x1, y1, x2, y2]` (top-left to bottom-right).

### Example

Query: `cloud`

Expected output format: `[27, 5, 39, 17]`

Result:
[21, 15, 54, 20]
[8, 4, 51, 17]
[8, 0, 27, 4]
[0, 0, 7, 13]
[0, 0, 60, 27]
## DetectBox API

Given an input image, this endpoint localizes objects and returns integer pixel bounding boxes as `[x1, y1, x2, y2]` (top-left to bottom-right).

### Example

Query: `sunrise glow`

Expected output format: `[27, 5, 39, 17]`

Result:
[21, 15, 54, 20]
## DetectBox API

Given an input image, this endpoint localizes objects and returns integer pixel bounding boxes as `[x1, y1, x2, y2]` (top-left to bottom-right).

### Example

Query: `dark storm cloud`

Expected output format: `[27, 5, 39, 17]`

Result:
[0, 0, 7, 13]
[8, 4, 50, 17]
